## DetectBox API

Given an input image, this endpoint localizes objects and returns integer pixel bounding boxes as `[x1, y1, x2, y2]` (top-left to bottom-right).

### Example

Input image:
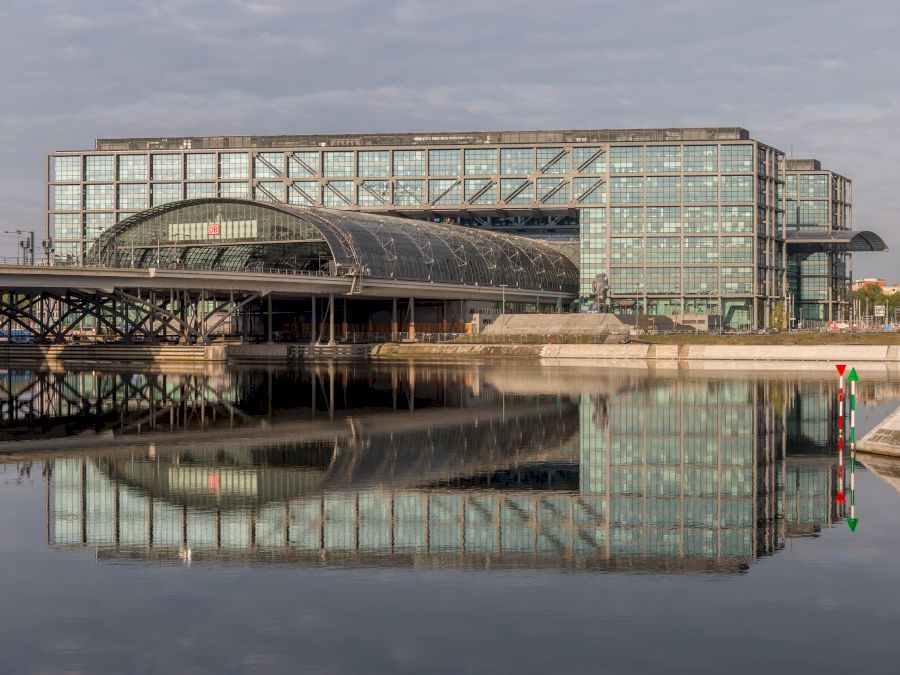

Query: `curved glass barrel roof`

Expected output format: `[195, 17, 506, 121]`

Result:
[96, 199, 578, 293]
[786, 230, 888, 253]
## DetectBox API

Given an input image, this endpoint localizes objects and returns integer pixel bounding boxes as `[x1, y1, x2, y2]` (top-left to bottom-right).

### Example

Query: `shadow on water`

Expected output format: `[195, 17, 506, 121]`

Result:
[2, 364, 899, 574]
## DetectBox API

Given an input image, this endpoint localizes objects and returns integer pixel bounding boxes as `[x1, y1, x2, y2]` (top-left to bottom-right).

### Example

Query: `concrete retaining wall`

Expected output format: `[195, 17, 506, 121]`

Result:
[859, 404, 900, 458]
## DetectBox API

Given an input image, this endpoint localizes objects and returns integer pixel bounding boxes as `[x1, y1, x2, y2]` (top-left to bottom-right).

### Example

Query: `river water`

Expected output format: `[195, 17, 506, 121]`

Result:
[1, 363, 899, 674]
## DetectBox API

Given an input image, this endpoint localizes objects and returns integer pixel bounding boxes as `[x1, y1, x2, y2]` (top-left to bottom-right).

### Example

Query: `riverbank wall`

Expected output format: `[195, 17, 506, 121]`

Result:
[372, 342, 900, 371]
[1, 341, 899, 371]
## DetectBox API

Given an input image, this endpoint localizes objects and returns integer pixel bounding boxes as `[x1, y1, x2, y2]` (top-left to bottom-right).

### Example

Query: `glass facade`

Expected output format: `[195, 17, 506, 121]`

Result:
[785, 162, 852, 323]
[46, 128, 818, 328]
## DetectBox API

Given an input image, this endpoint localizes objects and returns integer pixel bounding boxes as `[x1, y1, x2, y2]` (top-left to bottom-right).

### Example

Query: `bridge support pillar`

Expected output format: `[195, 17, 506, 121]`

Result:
[267, 295, 273, 344]
[328, 294, 335, 344]
[310, 296, 317, 344]
[408, 297, 415, 340]
[391, 298, 398, 339]
[342, 298, 348, 340]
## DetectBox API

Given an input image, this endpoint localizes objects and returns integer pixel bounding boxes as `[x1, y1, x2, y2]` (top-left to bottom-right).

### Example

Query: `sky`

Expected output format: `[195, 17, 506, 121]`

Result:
[0, 0, 897, 277]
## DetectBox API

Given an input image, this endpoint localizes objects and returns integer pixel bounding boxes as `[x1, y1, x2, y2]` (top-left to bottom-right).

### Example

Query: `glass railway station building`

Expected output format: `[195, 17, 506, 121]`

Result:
[46, 127, 887, 329]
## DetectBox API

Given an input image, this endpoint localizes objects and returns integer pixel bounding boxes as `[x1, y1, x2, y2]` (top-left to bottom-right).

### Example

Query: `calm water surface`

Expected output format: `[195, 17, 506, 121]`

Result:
[1, 363, 900, 674]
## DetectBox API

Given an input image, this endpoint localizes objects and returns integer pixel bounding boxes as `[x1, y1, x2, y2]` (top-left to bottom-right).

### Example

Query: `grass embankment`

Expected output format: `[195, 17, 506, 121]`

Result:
[638, 332, 900, 346]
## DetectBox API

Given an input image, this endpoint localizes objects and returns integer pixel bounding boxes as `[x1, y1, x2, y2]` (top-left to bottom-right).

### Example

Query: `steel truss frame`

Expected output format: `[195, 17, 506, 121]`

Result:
[0, 289, 261, 344]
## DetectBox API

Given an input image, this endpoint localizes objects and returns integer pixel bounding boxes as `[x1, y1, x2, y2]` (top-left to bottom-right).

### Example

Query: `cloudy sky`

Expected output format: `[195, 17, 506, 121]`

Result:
[0, 0, 897, 276]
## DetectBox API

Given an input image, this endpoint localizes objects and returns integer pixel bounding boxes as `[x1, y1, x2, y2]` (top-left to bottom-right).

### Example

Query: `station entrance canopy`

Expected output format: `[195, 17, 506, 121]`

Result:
[94, 198, 578, 295]
[785, 230, 888, 254]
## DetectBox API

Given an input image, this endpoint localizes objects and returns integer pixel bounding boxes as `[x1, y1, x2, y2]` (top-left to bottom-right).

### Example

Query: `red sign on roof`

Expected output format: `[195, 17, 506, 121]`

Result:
[207, 223, 221, 237]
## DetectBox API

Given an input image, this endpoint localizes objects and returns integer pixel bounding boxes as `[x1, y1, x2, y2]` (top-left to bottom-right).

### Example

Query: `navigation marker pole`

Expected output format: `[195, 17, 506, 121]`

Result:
[835, 364, 846, 505]
[847, 367, 859, 532]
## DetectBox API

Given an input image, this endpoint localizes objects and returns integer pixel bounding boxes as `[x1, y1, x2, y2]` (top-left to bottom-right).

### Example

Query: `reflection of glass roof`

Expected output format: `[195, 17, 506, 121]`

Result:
[97, 199, 579, 293]
[786, 230, 888, 253]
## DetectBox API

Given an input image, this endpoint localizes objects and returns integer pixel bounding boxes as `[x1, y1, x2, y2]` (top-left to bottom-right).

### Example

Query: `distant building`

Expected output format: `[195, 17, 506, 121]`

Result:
[852, 278, 886, 290]
[46, 127, 887, 329]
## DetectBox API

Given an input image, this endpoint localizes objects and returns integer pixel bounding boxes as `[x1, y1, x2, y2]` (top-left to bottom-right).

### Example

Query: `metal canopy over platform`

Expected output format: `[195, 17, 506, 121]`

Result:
[786, 230, 888, 253]
[96, 198, 579, 294]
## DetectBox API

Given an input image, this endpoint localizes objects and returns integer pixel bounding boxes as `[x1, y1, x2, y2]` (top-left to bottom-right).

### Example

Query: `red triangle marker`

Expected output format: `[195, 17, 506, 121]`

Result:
[836, 492, 846, 504]
[836, 364, 846, 375]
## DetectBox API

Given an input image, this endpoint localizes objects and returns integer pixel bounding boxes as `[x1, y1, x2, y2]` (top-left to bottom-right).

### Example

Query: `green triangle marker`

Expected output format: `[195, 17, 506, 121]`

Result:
[847, 518, 859, 532]
[847, 368, 859, 382]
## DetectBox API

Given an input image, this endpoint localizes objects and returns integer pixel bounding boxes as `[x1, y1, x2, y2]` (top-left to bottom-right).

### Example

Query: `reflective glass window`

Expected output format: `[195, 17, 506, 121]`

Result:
[573, 177, 606, 204]
[152, 154, 182, 180]
[721, 206, 753, 232]
[186, 154, 216, 180]
[647, 206, 681, 233]
[610, 147, 643, 173]
[610, 177, 643, 203]
[323, 180, 353, 206]
[610, 207, 644, 234]
[289, 181, 319, 206]
[255, 152, 284, 179]
[429, 150, 461, 177]
[118, 184, 148, 210]
[323, 152, 353, 177]
[684, 175, 718, 202]
[256, 181, 285, 202]
[721, 175, 753, 202]
[500, 178, 532, 204]
[573, 147, 606, 173]
[118, 155, 148, 181]
[289, 152, 319, 177]
[464, 179, 496, 205]
[537, 177, 569, 204]
[393, 151, 425, 176]
[150, 183, 180, 206]
[358, 151, 389, 177]
[85, 212, 114, 239]
[219, 182, 247, 199]
[220, 153, 248, 179]
[52, 184, 81, 210]
[53, 156, 81, 181]
[800, 175, 829, 197]
[646, 146, 681, 173]
[500, 148, 533, 175]
[85, 184, 114, 210]
[684, 206, 718, 233]
[683, 145, 717, 172]
[393, 179, 425, 205]
[537, 147, 569, 174]
[720, 145, 753, 172]
[464, 149, 497, 175]
[53, 213, 82, 239]
[85, 155, 115, 181]
[359, 180, 389, 206]
[646, 176, 680, 203]
[186, 182, 215, 199]
[430, 179, 461, 204]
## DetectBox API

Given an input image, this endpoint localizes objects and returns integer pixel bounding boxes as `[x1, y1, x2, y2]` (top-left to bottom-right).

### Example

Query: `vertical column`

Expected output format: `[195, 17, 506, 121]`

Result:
[267, 295, 273, 344]
[328, 294, 335, 344]
[342, 298, 348, 340]
[408, 297, 415, 340]
[310, 296, 317, 344]
[391, 298, 398, 338]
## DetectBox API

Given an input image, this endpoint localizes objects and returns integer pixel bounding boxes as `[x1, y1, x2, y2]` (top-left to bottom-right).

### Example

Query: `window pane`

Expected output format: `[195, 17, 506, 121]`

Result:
[53, 156, 81, 181]
[464, 149, 497, 175]
[186, 154, 215, 180]
[118, 155, 148, 181]
[220, 153, 248, 179]
[85, 155, 115, 181]
[429, 150, 461, 177]
[152, 154, 182, 180]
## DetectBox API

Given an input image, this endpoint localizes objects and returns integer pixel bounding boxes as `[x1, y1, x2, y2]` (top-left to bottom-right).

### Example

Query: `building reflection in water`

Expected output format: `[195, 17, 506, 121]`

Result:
[8, 365, 869, 572]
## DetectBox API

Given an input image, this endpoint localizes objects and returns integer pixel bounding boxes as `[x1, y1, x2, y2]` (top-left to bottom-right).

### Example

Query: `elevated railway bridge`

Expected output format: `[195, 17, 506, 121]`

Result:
[0, 199, 579, 344]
